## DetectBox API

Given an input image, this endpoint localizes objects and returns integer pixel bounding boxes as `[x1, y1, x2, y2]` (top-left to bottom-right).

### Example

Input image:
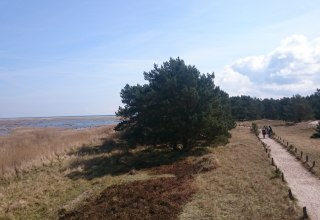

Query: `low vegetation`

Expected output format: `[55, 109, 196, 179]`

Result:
[251, 122, 259, 136]
[58, 155, 217, 220]
[0, 126, 215, 219]
[311, 122, 320, 138]
[0, 125, 302, 219]
[179, 126, 300, 219]
[0, 126, 114, 179]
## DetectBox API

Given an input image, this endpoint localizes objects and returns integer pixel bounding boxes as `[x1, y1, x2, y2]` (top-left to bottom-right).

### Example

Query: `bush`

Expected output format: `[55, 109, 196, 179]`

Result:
[311, 122, 320, 138]
[251, 122, 259, 136]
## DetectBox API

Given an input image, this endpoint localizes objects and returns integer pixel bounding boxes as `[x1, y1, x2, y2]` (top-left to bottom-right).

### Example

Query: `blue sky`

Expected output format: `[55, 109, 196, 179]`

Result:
[1, 0, 320, 117]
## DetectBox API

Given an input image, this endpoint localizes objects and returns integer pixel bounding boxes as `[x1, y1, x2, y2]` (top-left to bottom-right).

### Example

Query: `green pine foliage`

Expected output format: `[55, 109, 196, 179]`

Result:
[115, 57, 235, 151]
[230, 91, 318, 122]
[251, 122, 259, 136]
[311, 122, 320, 138]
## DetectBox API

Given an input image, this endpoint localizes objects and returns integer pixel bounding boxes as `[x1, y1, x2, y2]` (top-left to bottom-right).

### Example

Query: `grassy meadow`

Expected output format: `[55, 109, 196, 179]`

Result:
[180, 126, 299, 219]
[0, 126, 115, 179]
[0, 124, 302, 219]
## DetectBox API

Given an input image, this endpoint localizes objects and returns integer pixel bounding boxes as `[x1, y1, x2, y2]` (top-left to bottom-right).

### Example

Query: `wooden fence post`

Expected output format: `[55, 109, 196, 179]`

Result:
[306, 155, 308, 162]
[281, 173, 284, 182]
[288, 189, 294, 200]
[303, 206, 308, 219]
[301, 151, 303, 159]
[312, 161, 315, 168]
[271, 158, 274, 166]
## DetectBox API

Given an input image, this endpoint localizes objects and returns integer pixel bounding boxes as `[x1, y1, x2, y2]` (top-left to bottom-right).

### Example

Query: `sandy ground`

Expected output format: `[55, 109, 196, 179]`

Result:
[260, 134, 320, 220]
[309, 120, 319, 126]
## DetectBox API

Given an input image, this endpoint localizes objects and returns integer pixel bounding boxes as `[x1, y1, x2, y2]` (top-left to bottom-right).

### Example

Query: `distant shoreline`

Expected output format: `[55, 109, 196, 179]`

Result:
[0, 115, 119, 136]
[0, 115, 117, 120]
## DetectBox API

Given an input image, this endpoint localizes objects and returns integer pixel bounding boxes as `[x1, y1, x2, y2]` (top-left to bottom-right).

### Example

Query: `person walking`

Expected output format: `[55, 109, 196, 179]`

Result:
[262, 128, 266, 138]
[268, 126, 273, 138]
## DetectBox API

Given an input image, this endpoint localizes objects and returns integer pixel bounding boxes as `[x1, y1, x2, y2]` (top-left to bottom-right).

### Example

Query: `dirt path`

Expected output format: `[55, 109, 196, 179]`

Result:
[260, 134, 320, 220]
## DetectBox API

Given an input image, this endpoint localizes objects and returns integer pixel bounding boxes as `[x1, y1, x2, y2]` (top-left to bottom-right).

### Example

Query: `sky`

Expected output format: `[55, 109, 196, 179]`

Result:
[1, 0, 320, 118]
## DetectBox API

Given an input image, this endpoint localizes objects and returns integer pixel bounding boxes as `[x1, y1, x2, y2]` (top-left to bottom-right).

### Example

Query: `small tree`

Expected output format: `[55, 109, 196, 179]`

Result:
[115, 57, 235, 151]
[311, 122, 320, 138]
[251, 122, 259, 136]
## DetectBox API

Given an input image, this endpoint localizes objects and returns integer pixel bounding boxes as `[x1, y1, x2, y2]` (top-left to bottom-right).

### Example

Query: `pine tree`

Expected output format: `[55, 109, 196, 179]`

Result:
[115, 57, 235, 151]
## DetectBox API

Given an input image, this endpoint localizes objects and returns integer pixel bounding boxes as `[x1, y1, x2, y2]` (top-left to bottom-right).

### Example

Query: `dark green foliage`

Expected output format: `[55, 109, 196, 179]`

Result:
[309, 89, 320, 119]
[289, 95, 314, 122]
[278, 97, 291, 121]
[261, 98, 279, 120]
[251, 122, 259, 136]
[115, 58, 235, 151]
[230, 90, 318, 122]
[230, 96, 262, 120]
[311, 122, 320, 138]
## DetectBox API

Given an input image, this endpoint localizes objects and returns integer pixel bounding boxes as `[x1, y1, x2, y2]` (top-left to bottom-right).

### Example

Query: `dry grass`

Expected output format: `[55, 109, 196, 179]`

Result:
[0, 162, 160, 219]
[0, 141, 173, 219]
[0, 128, 206, 219]
[0, 124, 302, 219]
[58, 156, 218, 220]
[0, 125, 115, 179]
[179, 126, 300, 220]
[60, 177, 195, 220]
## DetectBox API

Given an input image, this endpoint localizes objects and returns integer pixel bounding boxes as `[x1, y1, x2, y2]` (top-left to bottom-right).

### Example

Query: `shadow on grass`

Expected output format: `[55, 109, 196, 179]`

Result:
[66, 139, 211, 180]
[68, 138, 119, 156]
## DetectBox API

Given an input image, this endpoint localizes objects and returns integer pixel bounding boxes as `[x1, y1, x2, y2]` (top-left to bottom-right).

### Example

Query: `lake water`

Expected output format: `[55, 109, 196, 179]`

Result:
[0, 115, 119, 135]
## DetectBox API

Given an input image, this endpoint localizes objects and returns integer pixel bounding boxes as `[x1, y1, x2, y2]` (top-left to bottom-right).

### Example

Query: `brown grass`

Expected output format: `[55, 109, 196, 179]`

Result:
[179, 126, 300, 220]
[58, 148, 218, 219]
[0, 124, 302, 219]
[58, 157, 214, 220]
[0, 135, 214, 219]
[59, 177, 195, 220]
[0, 142, 172, 219]
[0, 125, 115, 179]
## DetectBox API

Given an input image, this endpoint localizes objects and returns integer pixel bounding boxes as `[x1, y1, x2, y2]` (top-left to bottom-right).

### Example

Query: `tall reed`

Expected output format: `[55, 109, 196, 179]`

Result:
[0, 125, 115, 178]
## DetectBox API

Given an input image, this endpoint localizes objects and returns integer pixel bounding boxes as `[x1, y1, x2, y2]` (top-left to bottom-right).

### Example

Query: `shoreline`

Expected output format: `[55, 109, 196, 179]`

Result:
[0, 116, 119, 136]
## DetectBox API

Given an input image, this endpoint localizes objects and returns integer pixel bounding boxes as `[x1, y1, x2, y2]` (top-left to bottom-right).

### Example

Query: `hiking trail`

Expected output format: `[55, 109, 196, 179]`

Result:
[260, 134, 320, 220]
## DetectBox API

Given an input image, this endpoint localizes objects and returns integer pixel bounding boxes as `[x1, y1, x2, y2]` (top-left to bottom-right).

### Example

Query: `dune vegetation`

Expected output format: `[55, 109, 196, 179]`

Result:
[0, 125, 115, 179]
[0, 124, 302, 219]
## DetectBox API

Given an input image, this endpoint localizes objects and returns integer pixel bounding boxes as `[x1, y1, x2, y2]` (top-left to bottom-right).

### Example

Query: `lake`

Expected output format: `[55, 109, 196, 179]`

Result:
[0, 115, 119, 135]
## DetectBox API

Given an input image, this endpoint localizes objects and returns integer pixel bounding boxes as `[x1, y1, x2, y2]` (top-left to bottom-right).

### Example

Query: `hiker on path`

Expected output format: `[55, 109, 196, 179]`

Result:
[262, 127, 266, 138]
[268, 126, 273, 138]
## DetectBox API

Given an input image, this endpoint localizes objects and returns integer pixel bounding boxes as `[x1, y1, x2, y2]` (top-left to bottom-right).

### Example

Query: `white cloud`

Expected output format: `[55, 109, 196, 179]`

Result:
[217, 35, 320, 98]
[215, 66, 253, 96]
